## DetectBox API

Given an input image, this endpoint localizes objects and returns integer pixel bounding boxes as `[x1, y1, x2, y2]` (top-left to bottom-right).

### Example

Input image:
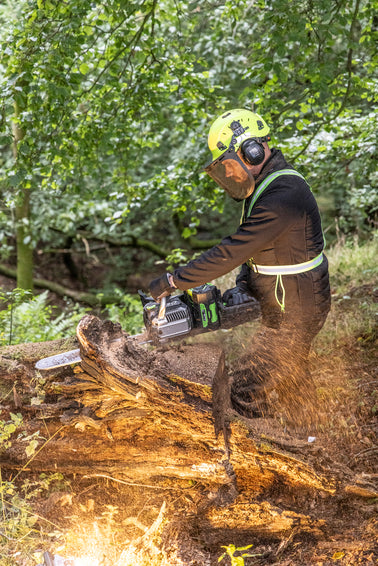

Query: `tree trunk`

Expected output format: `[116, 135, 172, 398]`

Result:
[0, 316, 376, 544]
[15, 188, 33, 291]
[12, 100, 34, 291]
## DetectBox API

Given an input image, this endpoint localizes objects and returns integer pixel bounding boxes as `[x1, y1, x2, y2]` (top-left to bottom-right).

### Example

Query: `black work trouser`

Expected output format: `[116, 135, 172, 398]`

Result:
[230, 310, 329, 419]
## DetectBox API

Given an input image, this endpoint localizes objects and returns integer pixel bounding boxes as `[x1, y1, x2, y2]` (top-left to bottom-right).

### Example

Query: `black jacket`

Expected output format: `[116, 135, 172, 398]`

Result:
[173, 149, 331, 324]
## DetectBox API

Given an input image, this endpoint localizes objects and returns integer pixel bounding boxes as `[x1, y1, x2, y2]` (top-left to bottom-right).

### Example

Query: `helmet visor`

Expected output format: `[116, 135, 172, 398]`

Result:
[204, 148, 255, 200]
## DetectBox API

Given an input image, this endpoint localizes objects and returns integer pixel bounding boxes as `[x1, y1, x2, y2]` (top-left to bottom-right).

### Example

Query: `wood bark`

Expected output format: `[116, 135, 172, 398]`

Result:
[1, 316, 376, 542]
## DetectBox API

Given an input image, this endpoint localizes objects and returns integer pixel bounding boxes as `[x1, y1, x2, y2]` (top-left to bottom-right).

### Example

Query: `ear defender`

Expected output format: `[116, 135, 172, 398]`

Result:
[240, 138, 266, 166]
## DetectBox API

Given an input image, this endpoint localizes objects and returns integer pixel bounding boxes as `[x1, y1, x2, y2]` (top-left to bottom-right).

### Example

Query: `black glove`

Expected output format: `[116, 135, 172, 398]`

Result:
[223, 286, 255, 306]
[235, 263, 250, 293]
[149, 273, 175, 301]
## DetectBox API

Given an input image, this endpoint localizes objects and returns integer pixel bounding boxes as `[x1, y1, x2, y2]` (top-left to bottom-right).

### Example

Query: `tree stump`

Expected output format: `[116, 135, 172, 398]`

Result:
[1, 315, 375, 547]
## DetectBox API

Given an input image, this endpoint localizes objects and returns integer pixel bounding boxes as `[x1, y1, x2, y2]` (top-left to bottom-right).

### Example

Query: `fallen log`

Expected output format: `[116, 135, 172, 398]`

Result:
[1, 315, 375, 544]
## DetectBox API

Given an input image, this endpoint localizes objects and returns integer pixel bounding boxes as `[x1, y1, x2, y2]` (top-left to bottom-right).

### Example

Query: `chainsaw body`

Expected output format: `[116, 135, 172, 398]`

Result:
[140, 283, 260, 344]
[35, 284, 260, 370]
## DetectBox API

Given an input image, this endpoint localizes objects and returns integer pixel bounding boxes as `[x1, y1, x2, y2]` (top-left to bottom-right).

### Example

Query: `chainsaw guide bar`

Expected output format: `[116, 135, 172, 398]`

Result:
[35, 348, 82, 370]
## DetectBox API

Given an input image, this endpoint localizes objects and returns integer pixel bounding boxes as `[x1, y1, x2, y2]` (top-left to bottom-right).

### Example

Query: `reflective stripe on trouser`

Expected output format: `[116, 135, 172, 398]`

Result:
[247, 252, 324, 275]
[247, 252, 324, 311]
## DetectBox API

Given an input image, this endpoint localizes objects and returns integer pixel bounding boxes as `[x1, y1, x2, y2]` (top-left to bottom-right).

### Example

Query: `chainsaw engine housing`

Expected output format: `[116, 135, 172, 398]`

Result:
[143, 295, 193, 343]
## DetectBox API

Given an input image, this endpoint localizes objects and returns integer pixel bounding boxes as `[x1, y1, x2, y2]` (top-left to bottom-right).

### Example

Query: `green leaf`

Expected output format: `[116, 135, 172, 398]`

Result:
[79, 62, 90, 75]
[182, 227, 193, 239]
[25, 439, 39, 458]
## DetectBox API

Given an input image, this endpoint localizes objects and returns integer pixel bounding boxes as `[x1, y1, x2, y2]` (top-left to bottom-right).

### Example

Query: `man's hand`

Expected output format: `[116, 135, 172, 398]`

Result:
[223, 286, 255, 306]
[149, 273, 176, 301]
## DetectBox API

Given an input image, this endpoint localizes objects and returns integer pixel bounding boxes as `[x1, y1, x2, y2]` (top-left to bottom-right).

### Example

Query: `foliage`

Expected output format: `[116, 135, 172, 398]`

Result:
[0, 416, 39, 561]
[311, 234, 378, 358]
[21, 472, 70, 501]
[160, 247, 202, 272]
[0, 411, 42, 459]
[0, 0, 376, 291]
[0, 477, 39, 563]
[0, 411, 23, 451]
[0, 287, 146, 345]
[104, 292, 144, 335]
[218, 543, 261, 565]
[0, 469, 67, 565]
[0, 289, 87, 345]
[0, 287, 32, 344]
[0, 408, 70, 564]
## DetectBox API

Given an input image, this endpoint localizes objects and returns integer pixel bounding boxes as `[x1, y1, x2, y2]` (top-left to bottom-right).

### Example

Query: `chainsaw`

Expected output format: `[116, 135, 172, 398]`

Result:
[35, 283, 260, 371]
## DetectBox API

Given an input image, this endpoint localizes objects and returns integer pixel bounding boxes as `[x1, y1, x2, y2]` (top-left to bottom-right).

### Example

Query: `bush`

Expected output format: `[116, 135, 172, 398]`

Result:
[0, 289, 87, 346]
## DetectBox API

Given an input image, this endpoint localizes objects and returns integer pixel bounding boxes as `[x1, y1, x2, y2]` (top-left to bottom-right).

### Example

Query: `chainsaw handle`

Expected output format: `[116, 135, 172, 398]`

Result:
[158, 295, 167, 321]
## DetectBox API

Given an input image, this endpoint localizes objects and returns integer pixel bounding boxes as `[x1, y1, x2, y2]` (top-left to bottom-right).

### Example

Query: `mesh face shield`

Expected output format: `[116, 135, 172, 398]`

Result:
[204, 147, 255, 200]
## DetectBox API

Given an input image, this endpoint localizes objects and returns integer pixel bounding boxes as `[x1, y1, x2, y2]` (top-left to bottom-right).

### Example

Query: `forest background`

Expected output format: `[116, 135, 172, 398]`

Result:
[0, 1, 377, 565]
[0, 0, 376, 324]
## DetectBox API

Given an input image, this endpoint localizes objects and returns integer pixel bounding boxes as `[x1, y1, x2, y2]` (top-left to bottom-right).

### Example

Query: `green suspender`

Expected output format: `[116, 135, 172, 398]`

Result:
[242, 169, 324, 312]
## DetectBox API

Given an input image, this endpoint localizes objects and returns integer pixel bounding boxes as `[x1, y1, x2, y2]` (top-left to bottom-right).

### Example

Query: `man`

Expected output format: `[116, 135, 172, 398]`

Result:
[149, 108, 331, 419]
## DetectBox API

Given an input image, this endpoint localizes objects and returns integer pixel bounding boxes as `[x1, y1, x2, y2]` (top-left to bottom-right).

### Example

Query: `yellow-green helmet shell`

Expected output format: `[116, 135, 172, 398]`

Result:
[208, 108, 270, 160]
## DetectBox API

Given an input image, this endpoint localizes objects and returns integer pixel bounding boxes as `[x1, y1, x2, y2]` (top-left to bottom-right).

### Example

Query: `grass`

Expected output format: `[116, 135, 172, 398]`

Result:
[314, 233, 377, 354]
[327, 231, 378, 294]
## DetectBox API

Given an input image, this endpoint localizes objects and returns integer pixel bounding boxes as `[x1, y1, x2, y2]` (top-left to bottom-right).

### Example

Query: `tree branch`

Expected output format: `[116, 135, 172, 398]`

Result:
[186, 235, 219, 249]
[83, 0, 156, 95]
[76, 230, 170, 259]
[75, 229, 217, 256]
[0, 264, 119, 306]
[333, 0, 361, 120]
[291, 121, 324, 161]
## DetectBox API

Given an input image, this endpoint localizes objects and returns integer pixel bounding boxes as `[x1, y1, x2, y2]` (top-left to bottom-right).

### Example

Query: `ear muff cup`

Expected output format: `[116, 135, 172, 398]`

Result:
[241, 138, 265, 166]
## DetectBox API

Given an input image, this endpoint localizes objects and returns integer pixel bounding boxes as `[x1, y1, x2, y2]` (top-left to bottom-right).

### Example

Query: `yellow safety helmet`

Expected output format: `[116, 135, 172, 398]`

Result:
[208, 108, 270, 160]
[204, 109, 270, 200]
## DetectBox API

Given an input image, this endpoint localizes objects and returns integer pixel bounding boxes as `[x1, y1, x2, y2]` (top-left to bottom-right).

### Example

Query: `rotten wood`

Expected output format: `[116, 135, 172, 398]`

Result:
[0, 315, 376, 542]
